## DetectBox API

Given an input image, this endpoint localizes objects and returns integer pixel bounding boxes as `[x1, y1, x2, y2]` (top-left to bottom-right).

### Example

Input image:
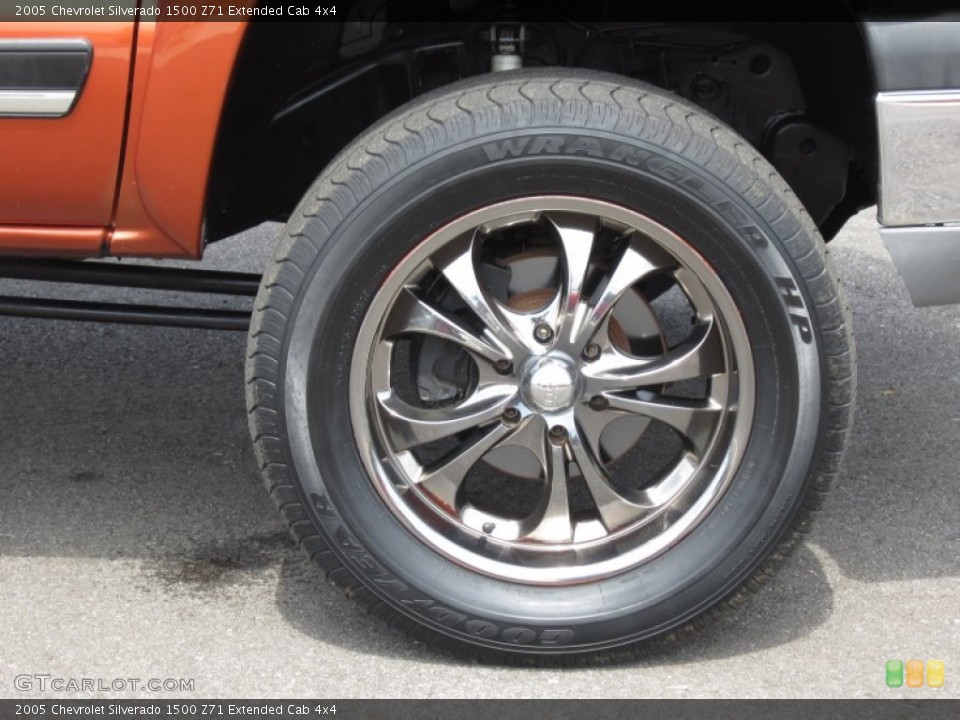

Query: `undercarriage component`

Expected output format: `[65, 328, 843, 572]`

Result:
[0, 259, 258, 330]
[0, 295, 249, 331]
[487, 23, 525, 71]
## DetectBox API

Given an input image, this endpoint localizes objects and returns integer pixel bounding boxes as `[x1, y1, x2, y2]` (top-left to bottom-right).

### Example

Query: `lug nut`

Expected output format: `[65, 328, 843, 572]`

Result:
[502, 407, 521, 424]
[548, 425, 567, 441]
[494, 359, 513, 375]
[582, 343, 601, 361]
[589, 395, 609, 411]
[533, 323, 554, 344]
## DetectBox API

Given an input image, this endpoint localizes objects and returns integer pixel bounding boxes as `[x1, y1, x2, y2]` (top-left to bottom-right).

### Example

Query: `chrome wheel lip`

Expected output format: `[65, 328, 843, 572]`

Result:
[349, 196, 756, 586]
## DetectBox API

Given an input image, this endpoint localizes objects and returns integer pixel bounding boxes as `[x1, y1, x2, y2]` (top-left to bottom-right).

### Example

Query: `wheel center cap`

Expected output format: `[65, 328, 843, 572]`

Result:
[521, 355, 579, 413]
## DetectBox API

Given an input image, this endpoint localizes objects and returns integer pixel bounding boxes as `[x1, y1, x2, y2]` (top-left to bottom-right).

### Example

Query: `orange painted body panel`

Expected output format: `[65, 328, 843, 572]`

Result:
[109, 21, 248, 258]
[0, 19, 247, 259]
[0, 22, 134, 228]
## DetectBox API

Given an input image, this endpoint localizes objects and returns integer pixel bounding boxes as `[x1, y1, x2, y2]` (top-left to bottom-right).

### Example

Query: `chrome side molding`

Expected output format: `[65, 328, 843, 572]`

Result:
[0, 90, 77, 116]
[877, 91, 960, 227]
[0, 39, 92, 118]
[882, 226, 960, 307]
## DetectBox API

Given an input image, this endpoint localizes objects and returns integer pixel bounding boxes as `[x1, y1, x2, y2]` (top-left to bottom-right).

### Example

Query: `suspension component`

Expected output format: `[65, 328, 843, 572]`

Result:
[487, 23, 525, 72]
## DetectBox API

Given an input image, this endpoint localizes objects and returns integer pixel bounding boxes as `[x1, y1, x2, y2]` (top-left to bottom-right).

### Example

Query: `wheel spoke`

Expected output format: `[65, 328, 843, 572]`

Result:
[494, 291, 563, 355]
[569, 428, 651, 532]
[383, 287, 509, 364]
[574, 404, 645, 464]
[605, 392, 721, 457]
[376, 386, 514, 451]
[570, 238, 673, 351]
[542, 212, 597, 339]
[491, 412, 547, 457]
[583, 320, 724, 393]
[431, 233, 526, 357]
[523, 440, 574, 543]
[417, 423, 513, 509]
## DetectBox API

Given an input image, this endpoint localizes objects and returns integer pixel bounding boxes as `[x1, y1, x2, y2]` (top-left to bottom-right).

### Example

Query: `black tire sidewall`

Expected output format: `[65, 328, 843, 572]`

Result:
[279, 129, 823, 655]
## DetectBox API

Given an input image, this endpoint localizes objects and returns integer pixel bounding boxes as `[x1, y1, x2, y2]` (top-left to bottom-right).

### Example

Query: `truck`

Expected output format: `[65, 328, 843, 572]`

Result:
[1, 4, 957, 662]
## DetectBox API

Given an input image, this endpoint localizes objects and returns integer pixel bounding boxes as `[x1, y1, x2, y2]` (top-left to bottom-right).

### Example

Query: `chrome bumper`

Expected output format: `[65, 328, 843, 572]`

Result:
[877, 91, 960, 306]
[882, 226, 960, 307]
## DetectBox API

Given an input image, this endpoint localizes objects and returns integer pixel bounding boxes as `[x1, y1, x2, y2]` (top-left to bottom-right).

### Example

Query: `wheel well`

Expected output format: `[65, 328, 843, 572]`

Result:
[204, 15, 876, 244]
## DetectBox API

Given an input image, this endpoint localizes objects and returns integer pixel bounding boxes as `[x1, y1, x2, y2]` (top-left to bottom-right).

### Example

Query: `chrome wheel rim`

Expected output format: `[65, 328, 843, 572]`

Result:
[349, 196, 755, 585]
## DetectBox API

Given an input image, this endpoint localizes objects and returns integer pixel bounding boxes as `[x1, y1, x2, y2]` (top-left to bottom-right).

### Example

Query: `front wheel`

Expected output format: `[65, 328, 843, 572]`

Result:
[246, 70, 854, 661]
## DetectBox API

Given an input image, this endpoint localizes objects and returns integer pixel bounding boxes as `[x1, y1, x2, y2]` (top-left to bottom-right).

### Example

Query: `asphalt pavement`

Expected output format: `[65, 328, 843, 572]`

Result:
[0, 208, 958, 698]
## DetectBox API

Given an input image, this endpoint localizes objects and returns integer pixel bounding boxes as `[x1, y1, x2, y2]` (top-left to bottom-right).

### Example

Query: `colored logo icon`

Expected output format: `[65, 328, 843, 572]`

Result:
[906, 659, 924, 687]
[886, 659, 945, 688]
[886, 659, 903, 688]
[928, 660, 946, 688]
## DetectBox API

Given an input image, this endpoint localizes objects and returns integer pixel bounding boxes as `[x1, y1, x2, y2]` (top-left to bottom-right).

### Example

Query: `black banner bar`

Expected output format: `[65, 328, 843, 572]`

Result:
[0, 1, 947, 23]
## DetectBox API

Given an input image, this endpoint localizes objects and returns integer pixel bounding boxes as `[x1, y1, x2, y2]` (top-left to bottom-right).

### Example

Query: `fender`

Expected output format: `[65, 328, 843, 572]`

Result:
[109, 20, 248, 258]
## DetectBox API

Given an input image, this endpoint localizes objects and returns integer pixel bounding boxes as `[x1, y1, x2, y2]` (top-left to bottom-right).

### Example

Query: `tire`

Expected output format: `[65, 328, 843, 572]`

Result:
[246, 69, 855, 662]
